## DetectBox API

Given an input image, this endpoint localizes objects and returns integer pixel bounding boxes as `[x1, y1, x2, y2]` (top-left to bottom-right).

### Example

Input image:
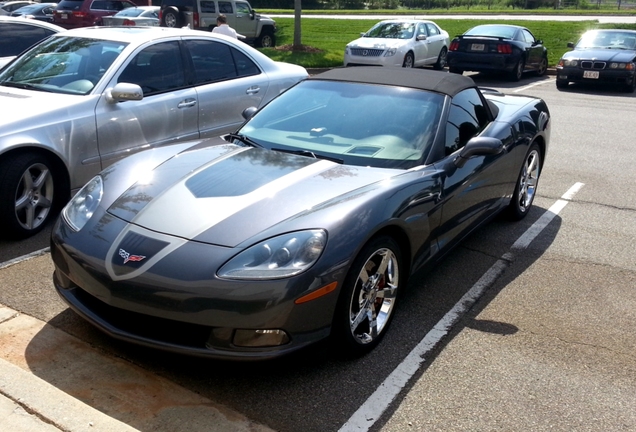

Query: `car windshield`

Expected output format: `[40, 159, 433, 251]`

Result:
[0, 36, 127, 95]
[576, 31, 636, 50]
[465, 25, 517, 39]
[237, 80, 444, 170]
[365, 22, 416, 40]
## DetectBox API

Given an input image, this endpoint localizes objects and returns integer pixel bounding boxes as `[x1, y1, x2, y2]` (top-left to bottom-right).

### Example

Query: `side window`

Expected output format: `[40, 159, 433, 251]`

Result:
[416, 23, 427, 37]
[522, 29, 535, 44]
[200, 0, 215, 13]
[118, 41, 185, 95]
[218, 1, 232, 13]
[426, 23, 440, 36]
[444, 88, 489, 156]
[235, 2, 251, 14]
[185, 39, 260, 84]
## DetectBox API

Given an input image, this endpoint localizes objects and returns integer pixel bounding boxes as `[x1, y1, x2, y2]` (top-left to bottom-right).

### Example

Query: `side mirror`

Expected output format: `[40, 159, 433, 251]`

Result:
[567, 42, 574, 48]
[416, 34, 427, 41]
[535, 39, 543, 45]
[454, 137, 503, 168]
[242, 106, 258, 120]
[105, 82, 143, 104]
[250, 11, 255, 20]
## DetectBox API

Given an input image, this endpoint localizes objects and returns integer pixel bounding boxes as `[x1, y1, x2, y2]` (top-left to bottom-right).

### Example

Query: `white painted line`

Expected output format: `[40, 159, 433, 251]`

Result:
[513, 78, 554, 93]
[0, 247, 50, 271]
[339, 183, 585, 432]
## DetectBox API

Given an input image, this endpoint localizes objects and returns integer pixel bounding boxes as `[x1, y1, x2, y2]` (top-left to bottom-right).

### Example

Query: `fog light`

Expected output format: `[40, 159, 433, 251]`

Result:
[233, 329, 290, 347]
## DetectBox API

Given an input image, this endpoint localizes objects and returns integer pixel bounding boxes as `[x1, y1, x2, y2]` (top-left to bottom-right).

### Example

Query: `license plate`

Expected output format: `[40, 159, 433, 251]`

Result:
[61, 13, 67, 19]
[583, 70, 599, 79]
[471, 44, 485, 51]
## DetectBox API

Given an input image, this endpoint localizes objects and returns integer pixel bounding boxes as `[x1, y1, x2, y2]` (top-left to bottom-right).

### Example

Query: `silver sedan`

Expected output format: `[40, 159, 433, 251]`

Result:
[0, 26, 308, 239]
[101, 6, 160, 27]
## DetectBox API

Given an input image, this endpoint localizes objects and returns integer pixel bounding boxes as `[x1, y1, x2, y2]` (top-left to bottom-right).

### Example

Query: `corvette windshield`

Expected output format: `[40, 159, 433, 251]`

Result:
[238, 80, 444, 170]
[576, 31, 636, 50]
[0, 36, 127, 95]
[365, 22, 416, 39]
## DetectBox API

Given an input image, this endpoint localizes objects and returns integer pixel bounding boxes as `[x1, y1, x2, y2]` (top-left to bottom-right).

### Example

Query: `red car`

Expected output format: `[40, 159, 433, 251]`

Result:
[52, 0, 142, 28]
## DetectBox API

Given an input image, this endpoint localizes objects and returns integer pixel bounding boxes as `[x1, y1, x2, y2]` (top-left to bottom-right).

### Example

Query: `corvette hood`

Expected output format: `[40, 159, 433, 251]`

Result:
[107, 144, 399, 247]
[348, 37, 406, 50]
[562, 48, 636, 62]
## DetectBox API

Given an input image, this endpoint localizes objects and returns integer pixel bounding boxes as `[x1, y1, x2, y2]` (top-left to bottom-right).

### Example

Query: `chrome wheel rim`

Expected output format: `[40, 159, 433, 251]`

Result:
[438, 49, 447, 68]
[538, 57, 547, 75]
[403, 55, 413, 68]
[516, 149, 540, 213]
[348, 248, 399, 345]
[165, 13, 176, 27]
[14, 162, 53, 231]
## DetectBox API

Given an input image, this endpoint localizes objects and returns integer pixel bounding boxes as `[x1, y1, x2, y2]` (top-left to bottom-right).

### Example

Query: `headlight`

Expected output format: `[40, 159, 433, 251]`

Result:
[384, 48, 397, 57]
[610, 62, 627, 69]
[62, 176, 103, 232]
[563, 59, 578, 67]
[218, 230, 327, 280]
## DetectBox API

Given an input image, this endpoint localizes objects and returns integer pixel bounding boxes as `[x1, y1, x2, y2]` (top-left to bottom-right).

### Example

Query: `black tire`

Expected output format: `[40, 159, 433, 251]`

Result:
[536, 56, 548, 76]
[256, 29, 275, 48]
[449, 67, 463, 75]
[402, 52, 414, 68]
[161, 7, 182, 28]
[624, 76, 636, 93]
[508, 143, 541, 221]
[0, 152, 62, 240]
[556, 79, 569, 90]
[509, 59, 525, 82]
[434, 47, 448, 70]
[332, 236, 402, 356]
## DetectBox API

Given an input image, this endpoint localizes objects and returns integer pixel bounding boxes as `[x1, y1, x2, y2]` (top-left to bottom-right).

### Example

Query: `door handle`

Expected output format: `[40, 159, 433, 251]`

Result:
[178, 99, 197, 109]
[246, 86, 260, 95]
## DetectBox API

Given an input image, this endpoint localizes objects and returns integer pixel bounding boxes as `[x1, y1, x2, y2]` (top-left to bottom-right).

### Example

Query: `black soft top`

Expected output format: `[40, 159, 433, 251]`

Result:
[308, 67, 475, 98]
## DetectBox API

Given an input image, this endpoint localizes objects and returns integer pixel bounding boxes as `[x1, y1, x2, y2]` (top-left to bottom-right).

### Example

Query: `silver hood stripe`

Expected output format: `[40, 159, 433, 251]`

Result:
[131, 158, 338, 240]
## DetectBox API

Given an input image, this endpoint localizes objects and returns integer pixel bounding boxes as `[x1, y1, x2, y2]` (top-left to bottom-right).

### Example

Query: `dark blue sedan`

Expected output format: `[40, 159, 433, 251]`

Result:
[447, 24, 548, 82]
[556, 29, 636, 93]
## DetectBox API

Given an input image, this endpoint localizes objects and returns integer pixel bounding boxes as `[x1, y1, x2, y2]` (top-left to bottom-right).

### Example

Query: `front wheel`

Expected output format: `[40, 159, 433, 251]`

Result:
[508, 143, 541, 221]
[624, 76, 636, 93]
[333, 236, 402, 356]
[556, 79, 569, 90]
[536, 56, 548, 76]
[0, 152, 61, 239]
[434, 47, 448, 70]
[402, 52, 414, 68]
[256, 30, 275, 48]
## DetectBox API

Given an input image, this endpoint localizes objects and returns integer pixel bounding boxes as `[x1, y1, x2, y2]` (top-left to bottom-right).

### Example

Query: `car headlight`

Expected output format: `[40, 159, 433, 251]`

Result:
[218, 230, 327, 280]
[384, 48, 397, 57]
[62, 176, 103, 232]
[610, 62, 630, 69]
[562, 59, 578, 67]
[345, 45, 350, 54]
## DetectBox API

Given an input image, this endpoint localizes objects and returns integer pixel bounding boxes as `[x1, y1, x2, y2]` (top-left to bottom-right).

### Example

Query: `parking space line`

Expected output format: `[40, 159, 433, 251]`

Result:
[339, 182, 585, 432]
[514, 78, 554, 93]
[0, 248, 50, 271]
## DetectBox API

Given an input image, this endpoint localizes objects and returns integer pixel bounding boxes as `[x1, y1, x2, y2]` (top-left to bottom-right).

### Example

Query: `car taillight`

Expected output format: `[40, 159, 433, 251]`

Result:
[123, 19, 135, 26]
[158, 10, 162, 21]
[193, 12, 199, 27]
[450, 41, 459, 51]
[497, 44, 512, 54]
[72, 11, 88, 18]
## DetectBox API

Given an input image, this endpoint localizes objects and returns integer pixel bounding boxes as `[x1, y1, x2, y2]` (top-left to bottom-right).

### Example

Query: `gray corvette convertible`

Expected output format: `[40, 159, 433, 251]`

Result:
[51, 67, 551, 360]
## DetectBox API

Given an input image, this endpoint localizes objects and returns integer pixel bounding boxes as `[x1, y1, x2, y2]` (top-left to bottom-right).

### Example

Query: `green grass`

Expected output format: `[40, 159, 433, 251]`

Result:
[259, 18, 636, 68]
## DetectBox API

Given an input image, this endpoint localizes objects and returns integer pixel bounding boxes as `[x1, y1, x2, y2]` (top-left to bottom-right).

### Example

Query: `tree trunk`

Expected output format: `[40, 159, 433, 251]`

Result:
[293, 0, 302, 49]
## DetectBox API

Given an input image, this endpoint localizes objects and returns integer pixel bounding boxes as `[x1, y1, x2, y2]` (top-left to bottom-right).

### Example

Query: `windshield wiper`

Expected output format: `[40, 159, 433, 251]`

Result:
[272, 148, 343, 164]
[1, 81, 46, 91]
[226, 133, 263, 148]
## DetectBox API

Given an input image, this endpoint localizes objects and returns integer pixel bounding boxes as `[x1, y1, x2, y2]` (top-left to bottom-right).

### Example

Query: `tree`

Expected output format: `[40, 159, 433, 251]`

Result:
[293, 0, 302, 49]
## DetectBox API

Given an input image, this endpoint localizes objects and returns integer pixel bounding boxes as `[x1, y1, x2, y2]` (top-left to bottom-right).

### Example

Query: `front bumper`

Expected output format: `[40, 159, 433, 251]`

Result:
[556, 66, 635, 85]
[50, 210, 340, 361]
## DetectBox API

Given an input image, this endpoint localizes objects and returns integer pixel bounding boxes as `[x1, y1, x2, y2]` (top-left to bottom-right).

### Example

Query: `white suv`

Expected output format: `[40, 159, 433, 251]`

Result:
[159, 0, 276, 47]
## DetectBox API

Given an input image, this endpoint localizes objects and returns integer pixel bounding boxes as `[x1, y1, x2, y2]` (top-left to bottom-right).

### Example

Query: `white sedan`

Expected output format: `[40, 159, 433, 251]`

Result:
[344, 20, 450, 69]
